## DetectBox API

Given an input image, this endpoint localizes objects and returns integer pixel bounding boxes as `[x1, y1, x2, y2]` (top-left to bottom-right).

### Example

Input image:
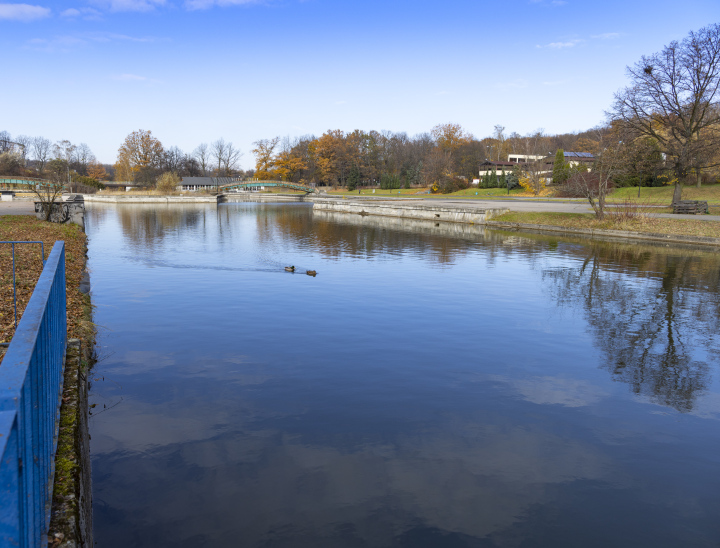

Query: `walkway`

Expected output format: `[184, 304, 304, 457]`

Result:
[0, 201, 35, 215]
[356, 197, 720, 222]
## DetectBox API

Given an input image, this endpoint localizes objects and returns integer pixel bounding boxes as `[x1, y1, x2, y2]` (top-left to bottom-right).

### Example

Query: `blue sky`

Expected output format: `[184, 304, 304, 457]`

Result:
[1, 0, 719, 168]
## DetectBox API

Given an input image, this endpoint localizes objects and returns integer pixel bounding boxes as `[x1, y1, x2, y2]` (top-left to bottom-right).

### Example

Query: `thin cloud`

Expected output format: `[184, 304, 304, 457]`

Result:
[113, 73, 148, 81]
[27, 32, 159, 52]
[0, 3, 51, 21]
[61, 7, 103, 20]
[185, 0, 261, 9]
[536, 39, 582, 49]
[494, 79, 528, 90]
[592, 32, 621, 40]
[90, 0, 166, 12]
[27, 35, 86, 52]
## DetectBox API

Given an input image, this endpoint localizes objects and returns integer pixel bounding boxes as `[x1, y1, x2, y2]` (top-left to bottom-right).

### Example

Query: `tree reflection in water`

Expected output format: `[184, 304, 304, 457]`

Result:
[543, 242, 720, 412]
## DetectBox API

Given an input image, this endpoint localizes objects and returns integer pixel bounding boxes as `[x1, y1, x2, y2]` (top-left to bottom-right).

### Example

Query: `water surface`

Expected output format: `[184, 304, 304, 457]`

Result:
[87, 202, 720, 547]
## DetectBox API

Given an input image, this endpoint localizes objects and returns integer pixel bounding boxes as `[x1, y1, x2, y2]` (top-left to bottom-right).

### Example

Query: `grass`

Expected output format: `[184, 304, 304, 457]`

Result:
[325, 186, 530, 198]
[492, 211, 720, 239]
[0, 216, 90, 345]
[606, 183, 720, 205]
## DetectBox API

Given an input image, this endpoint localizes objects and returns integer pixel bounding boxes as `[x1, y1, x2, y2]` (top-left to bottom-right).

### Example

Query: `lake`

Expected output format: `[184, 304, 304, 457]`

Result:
[86, 201, 720, 547]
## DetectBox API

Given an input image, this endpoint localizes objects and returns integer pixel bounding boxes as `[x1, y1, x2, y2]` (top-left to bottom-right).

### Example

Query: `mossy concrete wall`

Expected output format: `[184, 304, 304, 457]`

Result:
[48, 339, 92, 548]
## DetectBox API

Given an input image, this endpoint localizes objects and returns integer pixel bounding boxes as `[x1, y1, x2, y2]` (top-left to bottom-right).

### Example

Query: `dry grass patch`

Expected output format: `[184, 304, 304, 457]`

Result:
[0, 216, 88, 345]
[493, 211, 720, 239]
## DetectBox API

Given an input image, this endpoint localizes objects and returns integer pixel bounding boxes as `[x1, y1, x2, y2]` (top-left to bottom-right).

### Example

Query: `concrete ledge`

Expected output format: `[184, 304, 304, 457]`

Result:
[83, 195, 218, 203]
[483, 221, 720, 247]
[48, 339, 92, 548]
[312, 198, 508, 224]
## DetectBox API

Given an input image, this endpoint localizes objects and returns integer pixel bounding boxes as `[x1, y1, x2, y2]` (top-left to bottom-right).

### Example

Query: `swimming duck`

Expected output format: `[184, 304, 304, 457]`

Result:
[306, 270, 317, 277]
[284, 266, 295, 272]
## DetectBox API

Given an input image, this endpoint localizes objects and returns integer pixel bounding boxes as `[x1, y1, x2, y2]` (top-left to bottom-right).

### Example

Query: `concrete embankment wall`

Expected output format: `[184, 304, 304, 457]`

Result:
[312, 198, 508, 224]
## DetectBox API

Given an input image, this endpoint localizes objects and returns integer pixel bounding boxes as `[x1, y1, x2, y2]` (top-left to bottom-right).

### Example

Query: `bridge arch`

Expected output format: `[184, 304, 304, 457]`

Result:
[219, 181, 318, 194]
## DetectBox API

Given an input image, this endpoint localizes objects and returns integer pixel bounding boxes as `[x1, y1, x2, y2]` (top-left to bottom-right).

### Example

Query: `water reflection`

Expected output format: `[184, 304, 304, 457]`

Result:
[86, 203, 720, 547]
[543, 242, 720, 412]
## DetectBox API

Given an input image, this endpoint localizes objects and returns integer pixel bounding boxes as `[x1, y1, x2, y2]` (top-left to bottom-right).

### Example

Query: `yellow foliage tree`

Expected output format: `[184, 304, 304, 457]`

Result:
[275, 151, 306, 182]
[156, 171, 180, 194]
[252, 137, 280, 180]
[87, 161, 107, 181]
[431, 123, 473, 153]
[116, 130, 164, 184]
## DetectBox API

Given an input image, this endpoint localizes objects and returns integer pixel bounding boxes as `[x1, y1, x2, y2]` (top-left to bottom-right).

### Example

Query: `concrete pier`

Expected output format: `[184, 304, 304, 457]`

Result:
[311, 198, 508, 224]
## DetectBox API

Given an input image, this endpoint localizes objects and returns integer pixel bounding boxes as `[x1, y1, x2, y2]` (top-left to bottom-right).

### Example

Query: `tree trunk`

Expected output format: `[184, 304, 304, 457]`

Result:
[696, 168, 702, 188]
[672, 182, 683, 204]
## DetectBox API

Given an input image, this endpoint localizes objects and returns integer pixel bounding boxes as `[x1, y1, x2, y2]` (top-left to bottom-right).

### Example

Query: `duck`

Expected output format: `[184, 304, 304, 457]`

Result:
[306, 270, 317, 277]
[284, 266, 295, 272]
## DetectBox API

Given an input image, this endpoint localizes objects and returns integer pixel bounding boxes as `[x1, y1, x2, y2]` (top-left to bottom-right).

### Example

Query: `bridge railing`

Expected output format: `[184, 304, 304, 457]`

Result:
[0, 242, 67, 548]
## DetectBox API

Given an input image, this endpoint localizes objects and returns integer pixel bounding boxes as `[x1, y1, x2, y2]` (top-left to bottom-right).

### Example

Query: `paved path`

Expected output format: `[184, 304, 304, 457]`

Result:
[0, 201, 35, 215]
[362, 197, 720, 222]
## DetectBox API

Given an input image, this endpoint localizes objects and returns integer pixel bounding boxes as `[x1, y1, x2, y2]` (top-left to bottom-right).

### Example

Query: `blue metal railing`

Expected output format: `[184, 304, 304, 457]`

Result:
[0, 242, 67, 548]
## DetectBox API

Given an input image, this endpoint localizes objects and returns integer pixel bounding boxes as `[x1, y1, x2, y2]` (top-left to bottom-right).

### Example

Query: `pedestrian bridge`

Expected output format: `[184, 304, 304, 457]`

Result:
[0, 177, 53, 188]
[220, 180, 318, 194]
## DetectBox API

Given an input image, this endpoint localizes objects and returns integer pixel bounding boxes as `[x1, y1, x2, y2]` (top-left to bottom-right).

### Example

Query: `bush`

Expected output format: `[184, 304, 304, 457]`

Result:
[74, 175, 106, 190]
[380, 173, 401, 189]
[555, 172, 615, 198]
[0, 152, 24, 175]
[437, 175, 469, 194]
[156, 172, 180, 193]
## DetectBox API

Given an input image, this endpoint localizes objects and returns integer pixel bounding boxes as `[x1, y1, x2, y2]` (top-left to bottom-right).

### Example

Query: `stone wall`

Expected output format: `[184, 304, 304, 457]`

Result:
[311, 198, 508, 224]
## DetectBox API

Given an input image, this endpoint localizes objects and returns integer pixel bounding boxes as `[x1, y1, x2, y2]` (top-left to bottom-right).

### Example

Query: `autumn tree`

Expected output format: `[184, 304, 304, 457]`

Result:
[431, 123, 473, 154]
[275, 150, 307, 182]
[252, 137, 280, 180]
[87, 161, 107, 180]
[610, 23, 720, 201]
[116, 130, 164, 185]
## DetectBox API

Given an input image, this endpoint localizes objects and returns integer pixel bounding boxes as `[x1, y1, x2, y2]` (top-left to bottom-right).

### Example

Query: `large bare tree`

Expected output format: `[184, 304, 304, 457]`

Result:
[193, 143, 210, 176]
[610, 23, 720, 202]
[32, 136, 52, 173]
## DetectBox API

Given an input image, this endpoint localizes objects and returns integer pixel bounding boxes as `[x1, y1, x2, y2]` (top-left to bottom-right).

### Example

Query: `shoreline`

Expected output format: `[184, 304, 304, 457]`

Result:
[78, 194, 720, 248]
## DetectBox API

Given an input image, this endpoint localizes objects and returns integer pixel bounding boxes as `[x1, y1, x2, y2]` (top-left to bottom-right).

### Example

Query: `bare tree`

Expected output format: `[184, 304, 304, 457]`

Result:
[163, 146, 185, 174]
[211, 138, 227, 175]
[35, 159, 67, 221]
[74, 143, 95, 175]
[53, 140, 76, 184]
[222, 142, 242, 175]
[193, 143, 210, 176]
[32, 136, 52, 173]
[564, 139, 623, 219]
[610, 23, 720, 201]
[14, 135, 32, 163]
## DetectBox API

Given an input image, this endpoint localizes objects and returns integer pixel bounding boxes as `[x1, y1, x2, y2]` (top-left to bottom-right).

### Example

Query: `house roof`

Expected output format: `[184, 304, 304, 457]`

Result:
[180, 177, 235, 186]
[563, 152, 594, 159]
[479, 161, 518, 167]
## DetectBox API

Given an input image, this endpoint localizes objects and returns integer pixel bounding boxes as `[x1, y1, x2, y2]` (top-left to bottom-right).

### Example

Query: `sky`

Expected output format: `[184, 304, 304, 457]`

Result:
[1, 0, 719, 168]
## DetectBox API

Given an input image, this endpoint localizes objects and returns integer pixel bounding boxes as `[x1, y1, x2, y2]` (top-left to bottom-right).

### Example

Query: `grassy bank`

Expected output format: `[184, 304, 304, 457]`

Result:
[492, 211, 720, 239]
[1, 216, 90, 345]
